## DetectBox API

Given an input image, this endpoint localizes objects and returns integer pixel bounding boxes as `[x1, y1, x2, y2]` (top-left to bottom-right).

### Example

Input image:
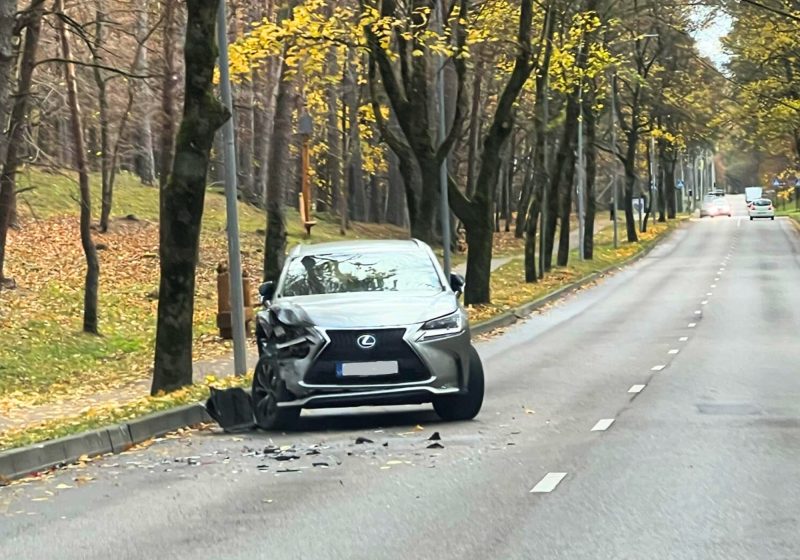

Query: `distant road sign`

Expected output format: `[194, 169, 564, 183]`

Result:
[773, 178, 781, 187]
[676, 179, 685, 190]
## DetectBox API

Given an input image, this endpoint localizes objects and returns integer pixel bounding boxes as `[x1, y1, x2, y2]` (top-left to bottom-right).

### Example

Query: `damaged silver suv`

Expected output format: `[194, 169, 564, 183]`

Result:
[252, 239, 484, 430]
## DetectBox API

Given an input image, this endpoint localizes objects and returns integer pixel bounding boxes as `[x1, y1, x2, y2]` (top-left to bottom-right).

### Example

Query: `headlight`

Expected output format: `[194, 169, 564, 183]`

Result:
[418, 311, 465, 340]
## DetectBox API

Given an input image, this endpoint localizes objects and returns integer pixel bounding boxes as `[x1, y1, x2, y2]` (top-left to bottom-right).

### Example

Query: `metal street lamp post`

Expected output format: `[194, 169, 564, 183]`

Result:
[216, 1, 247, 376]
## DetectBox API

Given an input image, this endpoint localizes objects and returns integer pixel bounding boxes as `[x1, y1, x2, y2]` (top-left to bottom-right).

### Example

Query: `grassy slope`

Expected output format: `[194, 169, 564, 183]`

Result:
[0, 168, 407, 410]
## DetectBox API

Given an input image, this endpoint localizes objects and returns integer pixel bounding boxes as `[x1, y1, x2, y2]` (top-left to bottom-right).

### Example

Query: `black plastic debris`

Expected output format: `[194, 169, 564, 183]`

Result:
[274, 454, 300, 461]
[355, 436, 374, 445]
[427, 442, 444, 449]
[428, 432, 441, 441]
[312, 462, 329, 468]
[205, 387, 255, 433]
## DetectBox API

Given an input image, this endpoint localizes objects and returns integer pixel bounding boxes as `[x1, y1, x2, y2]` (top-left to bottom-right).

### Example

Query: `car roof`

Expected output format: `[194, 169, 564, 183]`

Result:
[289, 239, 426, 258]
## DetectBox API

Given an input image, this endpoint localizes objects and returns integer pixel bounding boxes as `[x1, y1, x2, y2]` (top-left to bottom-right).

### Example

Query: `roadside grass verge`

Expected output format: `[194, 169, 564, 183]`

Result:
[0, 168, 407, 413]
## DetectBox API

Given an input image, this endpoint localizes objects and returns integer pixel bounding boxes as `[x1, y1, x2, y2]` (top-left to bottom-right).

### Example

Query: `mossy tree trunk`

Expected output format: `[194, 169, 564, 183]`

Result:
[0, 1, 44, 287]
[152, 0, 229, 394]
[56, 0, 99, 334]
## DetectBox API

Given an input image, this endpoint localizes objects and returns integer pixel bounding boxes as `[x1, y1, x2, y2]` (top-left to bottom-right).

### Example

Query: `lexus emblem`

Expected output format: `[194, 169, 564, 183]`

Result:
[356, 334, 377, 350]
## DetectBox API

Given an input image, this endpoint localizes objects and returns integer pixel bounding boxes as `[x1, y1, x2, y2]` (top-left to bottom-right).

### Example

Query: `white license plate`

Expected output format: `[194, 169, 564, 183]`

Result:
[337, 361, 399, 377]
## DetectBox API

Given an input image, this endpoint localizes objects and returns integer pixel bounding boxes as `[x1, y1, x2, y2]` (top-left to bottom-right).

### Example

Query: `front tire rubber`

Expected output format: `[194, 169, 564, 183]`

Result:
[771, 216, 775, 220]
[750, 217, 754, 221]
[434, 346, 484, 421]
[252, 356, 301, 430]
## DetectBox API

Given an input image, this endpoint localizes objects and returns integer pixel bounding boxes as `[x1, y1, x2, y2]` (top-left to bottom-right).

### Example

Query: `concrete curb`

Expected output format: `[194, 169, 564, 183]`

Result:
[0, 404, 210, 482]
[0, 227, 675, 482]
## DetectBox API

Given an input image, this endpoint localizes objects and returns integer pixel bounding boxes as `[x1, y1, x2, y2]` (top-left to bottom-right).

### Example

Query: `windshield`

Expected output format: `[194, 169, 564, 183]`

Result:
[280, 250, 443, 296]
[754, 199, 771, 206]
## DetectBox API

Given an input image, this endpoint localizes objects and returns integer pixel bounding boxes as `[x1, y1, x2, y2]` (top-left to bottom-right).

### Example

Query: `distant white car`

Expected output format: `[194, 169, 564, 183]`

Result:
[749, 198, 775, 221]
[701, 197, 732, 217]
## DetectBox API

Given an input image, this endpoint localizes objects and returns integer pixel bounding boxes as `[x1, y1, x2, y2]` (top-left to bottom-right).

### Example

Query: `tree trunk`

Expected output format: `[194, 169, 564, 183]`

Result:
[386, 151, 407, 227]
[263, 40, 296, 282]
[0, 0, 16, 168]
[583, 92, 597, 259]
[344, 64, 366, 223]
[251, 67, 269, 207]
[623, 129, 639, 242]
[368, 175, 381, 223]
[663, 144, 677, 219]
[0, 1, 43, 285]
[556, 137, 577, 267]
[237, 82, 256, 202]
[523, 138, 540, 282]
[94, 4, 113, 232]
[515, 145, 533, 239]
[133, 6, 156, 185]
[152, 0, 228, 394]
[324, 56, 342, 215]
[57, 0, 99, 334]
[158, 0, 178, 189]
[466, 59, 483, 197]
[543, 105, 570, 271]
[656, 140, 666, 223]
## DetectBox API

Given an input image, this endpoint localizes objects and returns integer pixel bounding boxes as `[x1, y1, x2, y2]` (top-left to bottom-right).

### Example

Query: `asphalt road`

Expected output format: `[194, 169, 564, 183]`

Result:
[3, 196, 799, 559]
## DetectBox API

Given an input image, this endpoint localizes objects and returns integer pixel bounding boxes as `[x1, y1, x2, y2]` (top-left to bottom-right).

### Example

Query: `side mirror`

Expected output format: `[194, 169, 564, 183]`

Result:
[259, 281, 275, 304]
[449, 273, 465, 296]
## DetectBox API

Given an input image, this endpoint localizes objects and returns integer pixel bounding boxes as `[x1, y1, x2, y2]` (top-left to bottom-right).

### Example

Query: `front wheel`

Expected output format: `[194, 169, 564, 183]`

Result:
[750, 217, 754, 221]
[771, 216, 775, 221]
[252, 356, 301, 430]
[434, 346, 484, 421]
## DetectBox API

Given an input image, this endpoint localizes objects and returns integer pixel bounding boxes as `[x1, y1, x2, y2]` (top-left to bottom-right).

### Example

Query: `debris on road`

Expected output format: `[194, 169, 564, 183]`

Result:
[355, 436, 374, 445]
[428, 432, 441, 441]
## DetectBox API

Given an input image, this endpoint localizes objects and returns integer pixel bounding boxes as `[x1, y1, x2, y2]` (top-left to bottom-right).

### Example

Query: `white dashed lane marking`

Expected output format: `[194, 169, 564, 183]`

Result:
[668, 349, 680, 355]
[652, 365, 666, 371]
[530, 472, 568, 493]
[701, 300, 709, 305]
[628, 384, 646, 393]
[591, 419, 615, 432]
[688, 323, 697, 328]
[679, 337, 689, 342]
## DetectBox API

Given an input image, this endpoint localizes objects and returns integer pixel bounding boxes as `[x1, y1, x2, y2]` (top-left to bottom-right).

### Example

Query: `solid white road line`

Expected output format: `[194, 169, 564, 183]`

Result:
[530, 472, 568, 493]
[591, 419, 615, 432]
[652, 364, 666, 371]
[628, 384, 646, 393]
[679, 336, 689, 342]
[668, 349, 680, 355]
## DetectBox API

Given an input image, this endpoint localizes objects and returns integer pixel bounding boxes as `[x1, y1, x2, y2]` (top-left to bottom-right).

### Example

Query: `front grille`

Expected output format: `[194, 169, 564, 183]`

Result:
[304, 328, 430, 385]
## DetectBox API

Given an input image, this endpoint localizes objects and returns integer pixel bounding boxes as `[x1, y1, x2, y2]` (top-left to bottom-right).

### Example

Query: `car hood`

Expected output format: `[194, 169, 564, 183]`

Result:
[274, 291, 458, 328]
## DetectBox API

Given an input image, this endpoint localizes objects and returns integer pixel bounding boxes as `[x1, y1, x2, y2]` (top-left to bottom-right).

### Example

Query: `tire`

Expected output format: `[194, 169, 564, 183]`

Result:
[433, 345, 484, 421]
[750, 217, 753, 221]
[252, 355, 301, 430]
[771, 216, 775, 221]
